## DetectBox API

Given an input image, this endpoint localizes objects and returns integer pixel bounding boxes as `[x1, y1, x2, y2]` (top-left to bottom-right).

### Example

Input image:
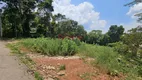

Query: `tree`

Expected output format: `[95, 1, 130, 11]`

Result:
[99, 34, 110, 45]
[122, 26, 142, 57]
[37, 0, 54, 37]
[0, 0, 54, 38]
[1, 0, 38, 37]
[87, 30, 103, 44]
[54, 13, 66, 22]
[50, 13, 87, 39]
[76, 25, 87, 37]
[1, 0, 87, 39]
[108, 25, 124, 43]
[54, 17, 86, 39]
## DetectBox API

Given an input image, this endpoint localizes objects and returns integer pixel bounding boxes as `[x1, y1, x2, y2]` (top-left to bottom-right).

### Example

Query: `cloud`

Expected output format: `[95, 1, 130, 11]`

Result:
[121, 21, 141, 32]
[52, 0, 107, 30]
[124, 2, 142, 32]
[127, 3, 142, 19]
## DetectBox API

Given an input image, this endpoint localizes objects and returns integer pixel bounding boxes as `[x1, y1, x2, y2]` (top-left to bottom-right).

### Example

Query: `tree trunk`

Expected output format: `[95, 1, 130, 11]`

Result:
[0, 12, 2, 38]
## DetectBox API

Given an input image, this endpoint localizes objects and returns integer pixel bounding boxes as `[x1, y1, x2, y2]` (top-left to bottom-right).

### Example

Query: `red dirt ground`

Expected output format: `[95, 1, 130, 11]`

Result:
[27, 54, 123, 80]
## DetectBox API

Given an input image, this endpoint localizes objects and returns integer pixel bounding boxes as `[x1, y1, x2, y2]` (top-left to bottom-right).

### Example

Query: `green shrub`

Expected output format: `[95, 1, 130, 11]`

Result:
[59, 64, 66, 71]
[34, 72, 43, 80]
[61, 38, 78, 56]
[72, 38, 81, 46]
[19, 38, 78, 56]
[108, 42, 129, 54]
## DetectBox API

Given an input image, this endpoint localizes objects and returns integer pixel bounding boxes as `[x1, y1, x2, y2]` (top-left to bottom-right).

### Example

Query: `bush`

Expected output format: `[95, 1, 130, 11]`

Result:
[20, 38, 78, 56]
[108, 42, 129, 54]
[61, 38, 78, 56]
[34, 72, 43, 80]
[72, 38, 81, 46]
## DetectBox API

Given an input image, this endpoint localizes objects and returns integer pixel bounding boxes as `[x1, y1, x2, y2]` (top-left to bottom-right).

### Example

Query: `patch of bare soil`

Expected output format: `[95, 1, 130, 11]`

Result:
[27, 54, 123, 80]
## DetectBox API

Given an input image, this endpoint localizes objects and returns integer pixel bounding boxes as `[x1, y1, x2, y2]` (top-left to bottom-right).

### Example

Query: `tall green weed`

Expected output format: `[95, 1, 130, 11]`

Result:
[20, 38, 78, 56]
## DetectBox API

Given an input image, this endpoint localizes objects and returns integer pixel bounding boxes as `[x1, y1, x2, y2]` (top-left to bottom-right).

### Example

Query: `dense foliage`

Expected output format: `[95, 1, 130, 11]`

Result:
[0, 0, 53, 37]
[122, 26, 142, 57]
[20, 38, 79, 56]
[86, 25, 124, 45]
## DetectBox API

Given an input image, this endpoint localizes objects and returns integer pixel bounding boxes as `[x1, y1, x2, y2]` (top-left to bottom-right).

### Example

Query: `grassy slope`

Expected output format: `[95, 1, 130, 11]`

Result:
[8, 38, 142, 80]
[78, 43, 142, 80]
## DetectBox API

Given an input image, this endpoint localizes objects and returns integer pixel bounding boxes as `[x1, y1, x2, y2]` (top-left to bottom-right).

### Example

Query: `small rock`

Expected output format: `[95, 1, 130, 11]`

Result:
[57, 63, 61, 66]
[47, 75, 53, 77]
[42, 69, 46, 72]
[47, 77, 54, 80]
[47, 66, 56, 70]
[57, 71, 65, 76]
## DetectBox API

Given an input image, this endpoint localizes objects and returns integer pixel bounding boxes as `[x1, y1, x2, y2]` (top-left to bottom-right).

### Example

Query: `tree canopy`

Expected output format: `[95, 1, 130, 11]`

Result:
[108, 25, 124, 43]
[122, 26, 142, 56]
[1, 0, 53, 37]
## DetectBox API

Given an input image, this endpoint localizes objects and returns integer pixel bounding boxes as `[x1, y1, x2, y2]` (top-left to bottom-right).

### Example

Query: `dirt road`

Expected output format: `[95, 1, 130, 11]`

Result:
[0, 41, 34, 80]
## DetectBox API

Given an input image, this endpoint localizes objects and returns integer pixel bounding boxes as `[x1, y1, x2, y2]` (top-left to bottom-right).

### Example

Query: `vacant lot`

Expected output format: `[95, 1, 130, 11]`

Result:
[8, 38, 142, 80]
[26, 54, 123, 80]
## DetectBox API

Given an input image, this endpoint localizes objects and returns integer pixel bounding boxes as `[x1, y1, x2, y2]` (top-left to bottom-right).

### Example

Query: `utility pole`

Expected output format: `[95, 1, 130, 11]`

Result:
[0, 9, 2, 38]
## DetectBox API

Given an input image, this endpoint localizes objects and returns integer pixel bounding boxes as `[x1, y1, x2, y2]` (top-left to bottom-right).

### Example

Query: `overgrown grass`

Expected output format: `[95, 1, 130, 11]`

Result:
[8, 38, 142, 80]
[19, 38, 78, 56]
[79, 44, 120, 72]
[78, 43, 142, 80]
